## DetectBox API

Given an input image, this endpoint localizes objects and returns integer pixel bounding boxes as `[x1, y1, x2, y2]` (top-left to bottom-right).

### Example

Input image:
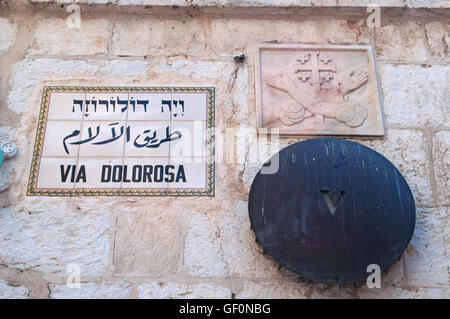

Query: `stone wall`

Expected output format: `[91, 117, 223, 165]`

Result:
[0, 0, 448, 298]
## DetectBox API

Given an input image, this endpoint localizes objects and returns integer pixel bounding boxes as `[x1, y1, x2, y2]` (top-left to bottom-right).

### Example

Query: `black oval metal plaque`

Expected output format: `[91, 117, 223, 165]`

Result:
[248, 138, 415, 283]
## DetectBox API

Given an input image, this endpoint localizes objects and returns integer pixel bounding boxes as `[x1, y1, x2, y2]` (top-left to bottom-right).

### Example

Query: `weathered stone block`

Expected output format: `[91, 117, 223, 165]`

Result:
[138, 282, 231, 299]
[359, 287, 450, 299]
[111, 18, 205, 58]
[184, 212, 229, 277]
[155, 59, 235, 80]
[8, 58, 148, 114]
[29, 19, 110, 56]
[0, 18, 17, 56]
[380, 64, 449, 127]
[210, 19, 373, 56]
[408, 0, 450, 8]
[236, 281, 308, 299]
[30, 0, 117, 3]
[402, 207, 449, 287]
[113, 206, 182, 276]
[50, 281, 133, 299]
[375, 21, 428, 61]
[433, 132, 450, 206]
[309, 283, 356, 299]
[0, 280, 29, 299]
[238, 280, 358, 299]
[0, 207, 112, 276]
[425, 22, 450, 63]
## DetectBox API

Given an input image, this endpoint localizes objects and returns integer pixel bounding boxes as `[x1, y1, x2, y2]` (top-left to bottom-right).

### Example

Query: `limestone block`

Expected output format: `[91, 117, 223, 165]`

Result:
[407, 0, 450, 8]
[308, 283, 356, 299]
[236, 281, 355, 299]
[0, 280, 29, 299]
[0, 207, 112, 276]
[0, 18, 17, 56]
[236, 281, 308, 299]
[425, 22, 450, 63]
[116, 0, 408, 7]
[403, 207, 449, 287]
[155, 59, 235, 80]
[138, 282, 231, 299]
[359, 287, 450, 298]
[23, 0, 450, 7]
[50, 281, 133, 298]
[8, 58, 148, 114]
[380, 64, 449, 127]
[433, 132, 450, 206]
[210, 19, 373, 56]
[375, 21, 428, 61]
[111, 18, 205, 58]
[30, 0, 117, 3]
[184, 212, 229, 277]
[29, 18, 110, 56]
[113, 206, 182, 276]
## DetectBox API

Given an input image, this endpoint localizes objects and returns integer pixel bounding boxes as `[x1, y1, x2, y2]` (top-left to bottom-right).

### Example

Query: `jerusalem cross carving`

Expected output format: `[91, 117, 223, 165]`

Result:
[255, 44, 385, 136]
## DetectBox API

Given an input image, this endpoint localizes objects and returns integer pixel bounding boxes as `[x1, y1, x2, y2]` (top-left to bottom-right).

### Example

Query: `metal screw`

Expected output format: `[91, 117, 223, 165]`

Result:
[1, 142, 18, 159]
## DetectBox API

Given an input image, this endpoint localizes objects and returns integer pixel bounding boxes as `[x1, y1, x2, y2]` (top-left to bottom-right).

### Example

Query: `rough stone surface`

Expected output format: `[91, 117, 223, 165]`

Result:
[27, 0, 449, 8]
[50, 282, 133, 299]
[184, 212, 229, 277]
[0, 280, 29, 299]
[358, 287, 450, 298]
[425, 22, 450, 62]
[113, 206, 182, 276]
[0, 207, 112, 276]
[433, 132, 450, 206]
[375, 21, 428, 61]
[31, 0, 117, 3]
[7, 58, 148, 114]
[29, 19, 111, 56]
[156, 60, 235, 80]
[112, 18, 205, 58]
[408, 0, 450, 8]
[403, 207, 449, 287]
[138, 282, 231, 299]
[0, 18, 16, 56]
[236, 281, 308, 299]
[210, 19, 373, 56]
[236, 281, 357, 299]
[380, 64, 449, 128]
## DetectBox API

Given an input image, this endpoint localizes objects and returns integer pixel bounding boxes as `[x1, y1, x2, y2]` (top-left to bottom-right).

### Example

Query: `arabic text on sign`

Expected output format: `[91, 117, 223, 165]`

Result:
[63, 123, 182, 155]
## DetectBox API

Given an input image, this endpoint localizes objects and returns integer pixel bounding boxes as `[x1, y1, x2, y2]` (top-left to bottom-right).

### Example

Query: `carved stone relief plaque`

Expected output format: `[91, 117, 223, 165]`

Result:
[255, 45, 385, 136]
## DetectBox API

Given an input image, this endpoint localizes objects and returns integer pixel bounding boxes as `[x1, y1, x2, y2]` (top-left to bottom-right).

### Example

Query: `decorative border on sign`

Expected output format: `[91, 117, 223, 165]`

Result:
[27, 86, 215, 197]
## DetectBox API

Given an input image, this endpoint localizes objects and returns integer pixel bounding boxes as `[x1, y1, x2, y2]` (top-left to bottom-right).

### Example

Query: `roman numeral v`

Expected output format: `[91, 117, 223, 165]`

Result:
[320, 189, 346, 215]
